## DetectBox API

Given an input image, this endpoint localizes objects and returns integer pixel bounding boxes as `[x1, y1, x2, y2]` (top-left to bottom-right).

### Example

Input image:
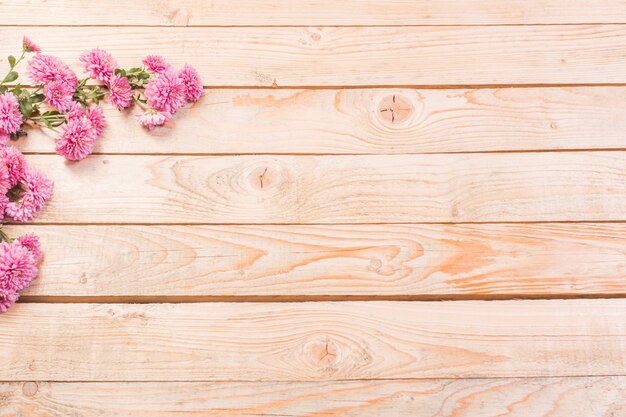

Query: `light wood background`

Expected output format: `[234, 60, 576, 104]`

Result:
[2, 1, 626, 415]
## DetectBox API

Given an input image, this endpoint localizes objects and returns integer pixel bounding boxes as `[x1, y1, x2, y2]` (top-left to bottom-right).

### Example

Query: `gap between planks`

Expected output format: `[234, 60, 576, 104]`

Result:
[14, 149, 626, 156]
[18, 294, 626, 304]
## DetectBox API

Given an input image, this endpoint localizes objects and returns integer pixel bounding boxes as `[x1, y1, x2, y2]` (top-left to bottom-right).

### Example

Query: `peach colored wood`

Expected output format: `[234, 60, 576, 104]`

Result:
[5, 1, 626, 26]
[2, 3, 626, 413]
[16, 87, 626, 155]
[4, 26, 626, 86]
[1, 377, 625, 416]
[26, 152, 626, 224]
[12, 223, 626, 299]
[2, 300, 625, 381]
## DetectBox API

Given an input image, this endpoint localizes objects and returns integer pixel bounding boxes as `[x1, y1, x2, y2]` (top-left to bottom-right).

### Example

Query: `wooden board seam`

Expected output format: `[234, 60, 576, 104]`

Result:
[18, 294, 626, 303]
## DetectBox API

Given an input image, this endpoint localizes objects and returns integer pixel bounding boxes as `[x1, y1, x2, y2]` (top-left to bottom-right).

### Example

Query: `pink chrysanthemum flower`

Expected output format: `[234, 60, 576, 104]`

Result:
[0, 157, 10, 193]
[0, 160, 11, 218]
[55, 117, 96, 161]
[0, 194, 9, 220]
[22, 36, 41, 54]
[85, 105, 105, 137]
[144, 69, 186, 114]
[66, 102, 84, 123]
[1, 146, 26, 188]
[79, 48, 118, 82]
[106, 74, 133, 110]
[142, 55, 170, 74]
[0, 132, 9, 147]
[136, 109, 171, 130]
[43, 80, 75, 113]
[28, 55, 58, 83]
[17, 234, 42, 263]
[0, 288, 18, 313]
[0, 93, 23, 135]
[0, 240, 38, 294]
[5, 167, 53, 222]
[28, 54, 78, 90]
[178, 64, 203, 102]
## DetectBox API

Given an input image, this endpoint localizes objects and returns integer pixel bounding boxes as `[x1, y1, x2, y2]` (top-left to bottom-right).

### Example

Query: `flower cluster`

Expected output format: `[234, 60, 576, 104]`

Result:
[0, 145, 52, 313]
[79, 52, 203, 130]
[0, 234, 43, 313]
[0, 36, 203, 313]
[1, 36, 203, 161]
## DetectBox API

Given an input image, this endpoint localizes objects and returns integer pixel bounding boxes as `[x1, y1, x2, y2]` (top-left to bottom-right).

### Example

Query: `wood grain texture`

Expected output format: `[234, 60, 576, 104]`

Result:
[12, 223, 626, 298]
[5, 1, 626, 26]
[4, 26, 626, 86]
[1, 300, 625, 381]
[17, 87, 626, 155]
[26, 152, 626, 224]
[2, 377, 625, 416]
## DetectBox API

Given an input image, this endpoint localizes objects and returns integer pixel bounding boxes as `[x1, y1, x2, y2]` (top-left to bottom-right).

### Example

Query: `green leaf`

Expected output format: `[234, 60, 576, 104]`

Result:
[11, 85, 21, 95]
[2, 71, 18, 83]
[0, 86, 6, 94]
[19, 99, 32, 119]
[31, 93, 45, 103]
[7, 55, 16, 68]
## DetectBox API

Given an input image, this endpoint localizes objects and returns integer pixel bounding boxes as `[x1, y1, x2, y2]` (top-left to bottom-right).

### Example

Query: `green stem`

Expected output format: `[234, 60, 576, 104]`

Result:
[0, 50, 25, 87]
[133, 95, 147, 110]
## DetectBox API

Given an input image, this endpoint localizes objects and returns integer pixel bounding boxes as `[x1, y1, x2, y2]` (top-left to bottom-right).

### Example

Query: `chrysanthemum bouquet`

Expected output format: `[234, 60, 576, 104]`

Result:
[0, 146, 52, 313]
[0, 36, 203, 312]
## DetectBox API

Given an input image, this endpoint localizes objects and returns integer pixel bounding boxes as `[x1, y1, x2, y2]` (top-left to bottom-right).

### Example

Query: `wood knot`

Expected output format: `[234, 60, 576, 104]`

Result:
[378, 94, 413, 124]
[368, 258, 383, 272]
[22, 382, 38, 397]
[303, 337, 340, 368]
[249, 166, 279, 191]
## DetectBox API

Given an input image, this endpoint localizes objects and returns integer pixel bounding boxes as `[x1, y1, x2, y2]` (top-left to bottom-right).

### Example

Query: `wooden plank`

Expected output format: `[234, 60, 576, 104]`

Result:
[4, 26, 626, 86]
[1, 300, 625, 381]
[12, 223, 626, 299]
[2, 377, 625, 416]
[17, 87, 626, 155]
[26, 152, 626, 224]
[4, 1, 626, 26]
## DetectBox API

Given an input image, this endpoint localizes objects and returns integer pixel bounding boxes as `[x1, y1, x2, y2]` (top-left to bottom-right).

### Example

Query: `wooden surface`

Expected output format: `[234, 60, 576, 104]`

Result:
[3, 300, 626, 381]
[6, 1, 626, 26]
[5, 26, 626, 86]
[3, 1, 626, 415]
[26, 152, 626, 224]
[11, 223, 626, 299]
[16, 87, 626, 155]
[3, 377, 625, 416]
